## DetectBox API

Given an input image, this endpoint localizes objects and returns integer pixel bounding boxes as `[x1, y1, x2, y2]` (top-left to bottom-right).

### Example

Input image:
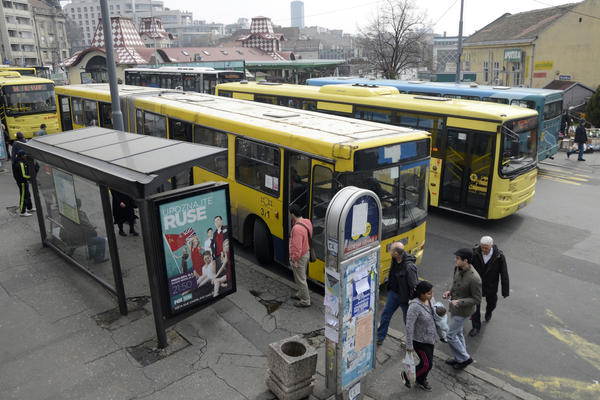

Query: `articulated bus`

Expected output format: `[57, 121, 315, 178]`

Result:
[0, 72, 59, 140]
[0, 66, 37, 76]
[124, 67, 245, 94]
[216, 81, 540, 219]
[307, 77, 563, 162]
[54, 84, 431, 284]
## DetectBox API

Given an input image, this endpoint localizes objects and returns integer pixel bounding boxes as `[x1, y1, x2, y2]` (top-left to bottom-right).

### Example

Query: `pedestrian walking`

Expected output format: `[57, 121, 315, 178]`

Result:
[403, 281, 437, 391]
[12, 150, 34, 216]
[376, 241, 418, 345]
[289, 204, 312, 307]
[111, 190, 139, 236]
[443, 248, 482, 370]
[34, 124, 47, 137]
[567, 120, 588, 161]
[469, 236, 509, 337]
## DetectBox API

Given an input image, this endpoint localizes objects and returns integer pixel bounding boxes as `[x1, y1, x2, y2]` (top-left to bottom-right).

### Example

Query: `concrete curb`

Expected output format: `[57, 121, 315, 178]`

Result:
[386, 327, 544, 400]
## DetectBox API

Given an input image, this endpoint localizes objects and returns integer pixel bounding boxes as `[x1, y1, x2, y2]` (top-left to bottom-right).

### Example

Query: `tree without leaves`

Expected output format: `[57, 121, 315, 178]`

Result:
[359, 0, 429, 79]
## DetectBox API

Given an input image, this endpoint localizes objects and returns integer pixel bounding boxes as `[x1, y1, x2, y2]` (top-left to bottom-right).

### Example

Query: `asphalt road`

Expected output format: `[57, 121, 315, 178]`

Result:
[387, 156, 600, 400]
[240, 153, 600, 400]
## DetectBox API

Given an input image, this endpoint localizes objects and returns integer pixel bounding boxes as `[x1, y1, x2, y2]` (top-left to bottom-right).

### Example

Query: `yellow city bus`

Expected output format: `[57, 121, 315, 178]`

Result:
[0, 66, 37, 76]
[0, 72, 59, 140]
[55, 84, 431, 284]
[216, 82, 540, 219]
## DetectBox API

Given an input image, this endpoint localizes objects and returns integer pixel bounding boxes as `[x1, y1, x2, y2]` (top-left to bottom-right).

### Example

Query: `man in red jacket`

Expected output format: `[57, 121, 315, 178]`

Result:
[289, 204, 312, 308]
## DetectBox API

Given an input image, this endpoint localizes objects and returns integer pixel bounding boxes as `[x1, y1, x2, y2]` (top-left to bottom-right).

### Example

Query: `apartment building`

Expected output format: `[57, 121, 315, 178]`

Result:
[0, 0, 39, 65]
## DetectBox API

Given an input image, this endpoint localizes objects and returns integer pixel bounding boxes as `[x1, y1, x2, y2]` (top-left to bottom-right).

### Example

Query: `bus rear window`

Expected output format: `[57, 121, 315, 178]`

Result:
[543, 101, 562, 120]
[510, 99, 536, 110]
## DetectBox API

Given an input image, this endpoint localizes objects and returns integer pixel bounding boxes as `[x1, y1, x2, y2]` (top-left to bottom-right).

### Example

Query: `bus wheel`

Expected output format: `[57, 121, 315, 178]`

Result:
[253, 219, 273, 265]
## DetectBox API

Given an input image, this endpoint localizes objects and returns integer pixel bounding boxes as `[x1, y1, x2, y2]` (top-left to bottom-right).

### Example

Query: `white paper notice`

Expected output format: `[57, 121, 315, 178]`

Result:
[390, 166, 399, 179]
[273, 177, 279, 191]
[325, 325, 338, 343]
[265, 175, 273, 189]
[351, 202, 368, 237]
[355, 276, 370, 294]
[325, 313, 338, 327]
[384, 144, 401, 162]
[324, 293, 339, 316]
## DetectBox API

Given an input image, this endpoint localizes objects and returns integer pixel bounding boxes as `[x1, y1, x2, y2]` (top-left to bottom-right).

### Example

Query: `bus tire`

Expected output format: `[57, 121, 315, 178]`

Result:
[253, 219, 273, 265]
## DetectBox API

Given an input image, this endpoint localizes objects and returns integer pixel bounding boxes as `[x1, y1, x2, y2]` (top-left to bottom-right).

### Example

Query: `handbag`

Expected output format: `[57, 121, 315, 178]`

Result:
[296, 221, 317, 262]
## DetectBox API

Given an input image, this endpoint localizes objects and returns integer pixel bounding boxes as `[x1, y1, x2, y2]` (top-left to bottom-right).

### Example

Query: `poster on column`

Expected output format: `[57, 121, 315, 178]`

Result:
[156, 184, 236, 315]
[340, 248, 379, 389]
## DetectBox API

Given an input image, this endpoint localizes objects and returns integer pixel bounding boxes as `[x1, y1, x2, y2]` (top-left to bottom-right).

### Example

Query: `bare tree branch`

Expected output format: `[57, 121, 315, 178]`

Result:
[358, 0, 430, 79]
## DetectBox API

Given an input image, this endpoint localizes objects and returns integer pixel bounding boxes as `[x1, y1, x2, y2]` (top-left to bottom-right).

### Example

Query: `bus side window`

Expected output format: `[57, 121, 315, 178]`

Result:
[83, 100, 98, 126]
[72, 98, 84, 125]
[143, 111, 167, 138]
[194, 125, 228, 176]
[235, 137, 280, 197]
[218, 90, 233, 98]
[302, 100, 317, 111]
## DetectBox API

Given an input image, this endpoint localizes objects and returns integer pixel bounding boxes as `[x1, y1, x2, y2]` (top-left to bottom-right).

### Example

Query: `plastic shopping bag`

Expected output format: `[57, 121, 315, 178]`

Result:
[402, 351, 416, 384]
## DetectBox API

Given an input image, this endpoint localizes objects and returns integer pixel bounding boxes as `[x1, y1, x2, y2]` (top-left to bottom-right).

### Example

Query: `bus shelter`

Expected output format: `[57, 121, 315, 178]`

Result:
[21, 127, 227, 344]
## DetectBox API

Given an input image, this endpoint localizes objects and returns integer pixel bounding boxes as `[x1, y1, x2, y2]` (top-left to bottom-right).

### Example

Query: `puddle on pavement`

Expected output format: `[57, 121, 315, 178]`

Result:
[249, 289, 283, 314]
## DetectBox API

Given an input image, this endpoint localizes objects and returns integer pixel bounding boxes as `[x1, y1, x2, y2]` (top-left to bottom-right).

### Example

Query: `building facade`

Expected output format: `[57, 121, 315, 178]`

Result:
[63, 0, 192, 47]
[30, 0, 69, 67]
[463, 0, 600, 89]
[0, 0, 39, 65]
[291, 1, 304, 29]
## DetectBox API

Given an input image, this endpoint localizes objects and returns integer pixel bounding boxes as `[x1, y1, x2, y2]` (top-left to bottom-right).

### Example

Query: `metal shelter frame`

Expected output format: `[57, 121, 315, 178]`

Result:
[22, 127, 226, 345]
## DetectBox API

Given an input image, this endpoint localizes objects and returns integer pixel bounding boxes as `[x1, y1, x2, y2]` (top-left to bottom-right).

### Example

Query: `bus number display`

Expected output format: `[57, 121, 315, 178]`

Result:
[4, 84, 50, 93]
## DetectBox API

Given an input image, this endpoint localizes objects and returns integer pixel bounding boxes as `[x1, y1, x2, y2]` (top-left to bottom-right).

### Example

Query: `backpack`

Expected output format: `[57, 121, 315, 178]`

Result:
[296, 221, 317, 262]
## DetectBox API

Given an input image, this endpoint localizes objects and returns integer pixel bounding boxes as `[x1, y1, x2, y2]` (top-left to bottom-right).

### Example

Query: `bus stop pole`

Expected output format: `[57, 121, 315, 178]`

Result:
[99, 0, 125, 131]
[99, 185, 128, 315]
[138, 199, 168, 348]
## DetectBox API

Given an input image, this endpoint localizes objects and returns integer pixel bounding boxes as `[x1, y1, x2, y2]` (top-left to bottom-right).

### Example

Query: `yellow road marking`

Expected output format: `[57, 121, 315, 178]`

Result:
[492, 370, 600, 400]
[539, 171, 589, 182]
[539, 175, 581, 186]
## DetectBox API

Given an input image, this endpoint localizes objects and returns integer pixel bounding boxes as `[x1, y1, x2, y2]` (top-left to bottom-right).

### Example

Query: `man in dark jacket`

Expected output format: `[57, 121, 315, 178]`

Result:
[12, 150, 34, 216]
[567, 119, 588, 161]
[469, 236, 509, 336]
[376, 242, 418, 345]
[111, 190, 138, 236]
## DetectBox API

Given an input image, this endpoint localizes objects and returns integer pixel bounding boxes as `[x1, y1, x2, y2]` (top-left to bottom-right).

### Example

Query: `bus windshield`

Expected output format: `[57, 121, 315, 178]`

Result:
[2, 83, 56, 116]
[343, 147, 429, 238]
[501, 116, 537, 175]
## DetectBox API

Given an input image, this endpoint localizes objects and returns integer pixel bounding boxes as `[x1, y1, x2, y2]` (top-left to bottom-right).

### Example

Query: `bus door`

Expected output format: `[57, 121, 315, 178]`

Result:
[168, 118, 194, 189]
[439, 130, 494, 216]
[283, 152, 311, 262]
[58, 95, 73, 131]
[308, 160, 334, 281]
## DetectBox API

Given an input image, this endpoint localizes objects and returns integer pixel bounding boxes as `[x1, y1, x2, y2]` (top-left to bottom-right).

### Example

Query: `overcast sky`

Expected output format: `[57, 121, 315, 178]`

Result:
[166, 0, 569, 36]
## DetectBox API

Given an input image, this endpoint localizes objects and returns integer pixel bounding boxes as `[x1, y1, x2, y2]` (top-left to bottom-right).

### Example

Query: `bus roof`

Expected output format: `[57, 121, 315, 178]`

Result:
[0, 74, 54, 86]
[307, 77, 563, 100]
[217, 82, 539, 122]
[55, 84, 431, 154]
[124, 67, 242, 74]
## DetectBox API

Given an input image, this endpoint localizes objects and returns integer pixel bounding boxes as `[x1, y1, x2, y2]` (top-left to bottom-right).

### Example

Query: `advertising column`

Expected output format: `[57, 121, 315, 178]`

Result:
[324, 186, 382, 400]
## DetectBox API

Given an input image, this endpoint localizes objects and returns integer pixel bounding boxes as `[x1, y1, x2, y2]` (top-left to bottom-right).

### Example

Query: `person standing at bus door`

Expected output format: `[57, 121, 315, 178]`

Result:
[34, 124, 47, 137]
[376, 242, 418, 345]
[289, 204, 312, 308]
[12, 150, 33, 217]
[567, 120, 588, 161]
[443, 248, 481, 370]
[560, 111, 571, 137]
[469, 236, 509, 337]
[111, 190, 139, 236]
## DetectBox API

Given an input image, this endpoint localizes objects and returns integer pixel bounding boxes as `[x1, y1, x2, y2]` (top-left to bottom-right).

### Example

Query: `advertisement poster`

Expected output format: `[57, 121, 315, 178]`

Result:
[52, 168, 80, 224]
[341, 249, 379, 388]
[343, 195, 380, 255]
[0, 126, 6, 161]
[158, 188, 235, 313]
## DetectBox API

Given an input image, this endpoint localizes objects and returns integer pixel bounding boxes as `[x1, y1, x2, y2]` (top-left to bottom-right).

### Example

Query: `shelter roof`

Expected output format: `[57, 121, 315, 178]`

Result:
[543, 80, 594, 92]
[464, 3, 579, 45]
[157, 46, 293, 63]
[21, 127, 226, 198]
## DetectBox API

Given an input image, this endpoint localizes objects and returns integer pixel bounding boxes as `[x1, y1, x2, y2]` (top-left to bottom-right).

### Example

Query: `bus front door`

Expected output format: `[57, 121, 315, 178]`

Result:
[439, 130, 494, 216]
[58, 96, 73, 131]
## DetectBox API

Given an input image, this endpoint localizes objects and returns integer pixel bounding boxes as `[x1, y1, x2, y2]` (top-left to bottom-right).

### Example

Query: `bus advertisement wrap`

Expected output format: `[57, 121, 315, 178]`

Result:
[158, 186, 235, 314]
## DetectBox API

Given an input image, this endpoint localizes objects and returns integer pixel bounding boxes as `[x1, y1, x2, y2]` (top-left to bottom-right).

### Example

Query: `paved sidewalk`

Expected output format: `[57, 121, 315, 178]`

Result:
[0, 168, 541, 400]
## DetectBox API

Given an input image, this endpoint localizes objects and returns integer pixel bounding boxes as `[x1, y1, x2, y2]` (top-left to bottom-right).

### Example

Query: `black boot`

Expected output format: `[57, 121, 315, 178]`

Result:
[129, 224, 139, 236]
[118, 224, 127, 236]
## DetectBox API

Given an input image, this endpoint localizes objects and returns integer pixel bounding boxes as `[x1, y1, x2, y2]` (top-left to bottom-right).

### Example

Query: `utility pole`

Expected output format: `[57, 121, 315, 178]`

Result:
[99, 0, 124, 130]
[456, 0, 464, 83]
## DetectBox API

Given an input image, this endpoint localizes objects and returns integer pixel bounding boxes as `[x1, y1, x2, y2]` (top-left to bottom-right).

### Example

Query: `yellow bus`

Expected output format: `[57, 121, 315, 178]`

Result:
[0, 72, 59, 140]
[55, 84, 431, 284]
[0, 66, 37, 76]
[216, 82, 540, 219]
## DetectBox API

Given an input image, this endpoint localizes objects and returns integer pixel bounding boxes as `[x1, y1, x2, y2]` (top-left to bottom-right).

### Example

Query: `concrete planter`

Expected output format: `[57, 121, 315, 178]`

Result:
[266, 335, 318, 400]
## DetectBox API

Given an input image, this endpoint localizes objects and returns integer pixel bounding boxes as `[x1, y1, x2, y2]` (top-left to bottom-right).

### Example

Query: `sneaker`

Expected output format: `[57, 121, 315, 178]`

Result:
[445, 358, 458, 366]
[129, 230, 139, 236]
[485, 312, 493, 322]
[453, 358, 473, 370]
[293, 301, 310, 308]
[290, 294, 301, 301]
[401, 371, 411, 388]
[578, 158, 586, 161]
[417, 380, 432, 391]
[20, 212, 33, 217]
[118, 230, 127, 237]
[28, 207, 36, 212]
[376, 339, 383, 346]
